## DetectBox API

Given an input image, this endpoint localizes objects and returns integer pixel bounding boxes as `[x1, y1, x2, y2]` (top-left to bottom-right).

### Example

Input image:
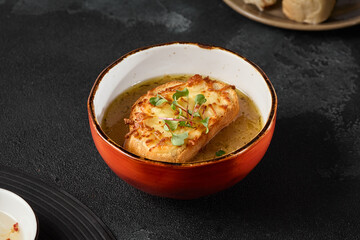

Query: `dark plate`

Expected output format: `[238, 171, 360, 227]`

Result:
[0, 167, 116, 240]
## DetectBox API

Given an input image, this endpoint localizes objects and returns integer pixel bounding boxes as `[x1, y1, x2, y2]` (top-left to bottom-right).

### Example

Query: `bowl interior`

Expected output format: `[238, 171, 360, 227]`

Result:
[92, 43, 274, 149]
[0, 188, 37, 240]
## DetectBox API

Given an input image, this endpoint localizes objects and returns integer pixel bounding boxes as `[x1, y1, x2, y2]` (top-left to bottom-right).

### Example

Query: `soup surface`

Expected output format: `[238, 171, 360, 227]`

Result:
[101, 75, 263, 162]
[0, 211, 22, 240]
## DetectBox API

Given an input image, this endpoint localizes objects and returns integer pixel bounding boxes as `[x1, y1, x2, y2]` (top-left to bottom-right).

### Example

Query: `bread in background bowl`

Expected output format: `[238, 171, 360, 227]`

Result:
[243, 0, 336, 24]
[282, 0, 336, 24]
[244, 0, 277, 11]
[87, 42, 277, 199]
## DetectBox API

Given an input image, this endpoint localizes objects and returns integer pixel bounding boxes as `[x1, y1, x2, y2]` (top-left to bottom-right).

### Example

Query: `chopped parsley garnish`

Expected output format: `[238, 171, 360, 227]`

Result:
[171, 132, 189, 146]
[163, 120, 178, 131]
[149, 94, 168, 106]
[150, 88, 210, 146]
[172, 88, 189, 101]
[216, 150, 226, 156]
[195, 94, 207, 106]
[179, 121, 193, 128]
[200, 117, 209, 134]
[192, 112, 201, 118]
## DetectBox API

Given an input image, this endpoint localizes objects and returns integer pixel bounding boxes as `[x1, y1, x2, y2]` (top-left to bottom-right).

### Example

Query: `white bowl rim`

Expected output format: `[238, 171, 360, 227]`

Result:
[0, 188, 38, 240]
[88, 42, 277, 166]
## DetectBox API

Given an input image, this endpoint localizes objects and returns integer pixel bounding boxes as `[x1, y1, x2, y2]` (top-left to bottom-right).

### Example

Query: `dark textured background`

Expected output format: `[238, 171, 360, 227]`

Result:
[1, 0, 360, 239]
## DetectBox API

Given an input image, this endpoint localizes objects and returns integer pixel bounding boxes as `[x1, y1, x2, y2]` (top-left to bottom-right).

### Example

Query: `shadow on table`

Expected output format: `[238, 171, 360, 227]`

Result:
[144, 111, 357, 236]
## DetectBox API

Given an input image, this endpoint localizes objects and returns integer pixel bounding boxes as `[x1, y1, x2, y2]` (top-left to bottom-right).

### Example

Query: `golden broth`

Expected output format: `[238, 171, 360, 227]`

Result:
[101, 75, 263, 162]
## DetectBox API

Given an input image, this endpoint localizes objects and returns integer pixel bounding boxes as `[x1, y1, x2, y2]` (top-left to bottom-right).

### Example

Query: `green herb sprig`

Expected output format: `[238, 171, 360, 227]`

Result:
[171, 132, 189, 146]
[150, 88, 210, 146]
[200, 117, 209, 134]
[216, 150, 226, 156]
[150, 94, 168, 106]
[164, 121, 189, 146]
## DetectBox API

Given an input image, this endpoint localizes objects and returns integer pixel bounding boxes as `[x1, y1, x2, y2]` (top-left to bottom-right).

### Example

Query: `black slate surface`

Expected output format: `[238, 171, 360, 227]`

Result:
[0, 167, 116, 239]
[1, 0, 360, 239]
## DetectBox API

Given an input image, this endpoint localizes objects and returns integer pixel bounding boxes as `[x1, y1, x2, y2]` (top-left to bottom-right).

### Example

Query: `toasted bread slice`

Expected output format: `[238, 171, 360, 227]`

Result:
[123, 74, 240, 163]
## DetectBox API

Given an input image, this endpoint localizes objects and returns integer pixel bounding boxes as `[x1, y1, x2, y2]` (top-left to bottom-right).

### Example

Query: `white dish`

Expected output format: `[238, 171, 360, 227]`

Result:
[0, 188, 38, 240]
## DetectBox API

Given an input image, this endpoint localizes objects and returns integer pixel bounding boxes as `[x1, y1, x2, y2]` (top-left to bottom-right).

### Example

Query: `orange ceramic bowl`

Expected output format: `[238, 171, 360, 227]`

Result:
[88, 42, 277, 199]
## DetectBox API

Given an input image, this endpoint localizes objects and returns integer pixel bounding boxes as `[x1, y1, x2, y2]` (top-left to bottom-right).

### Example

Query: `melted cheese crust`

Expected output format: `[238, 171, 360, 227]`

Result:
[124, 74, 240, 163]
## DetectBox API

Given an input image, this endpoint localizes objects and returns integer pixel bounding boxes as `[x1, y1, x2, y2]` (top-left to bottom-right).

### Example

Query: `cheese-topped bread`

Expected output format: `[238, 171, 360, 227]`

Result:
[123, 74, 240, 163]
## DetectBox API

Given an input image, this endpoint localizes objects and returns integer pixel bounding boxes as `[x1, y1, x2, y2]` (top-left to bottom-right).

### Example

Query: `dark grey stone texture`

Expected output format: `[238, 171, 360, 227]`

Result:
[1, 0, 360, 239]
